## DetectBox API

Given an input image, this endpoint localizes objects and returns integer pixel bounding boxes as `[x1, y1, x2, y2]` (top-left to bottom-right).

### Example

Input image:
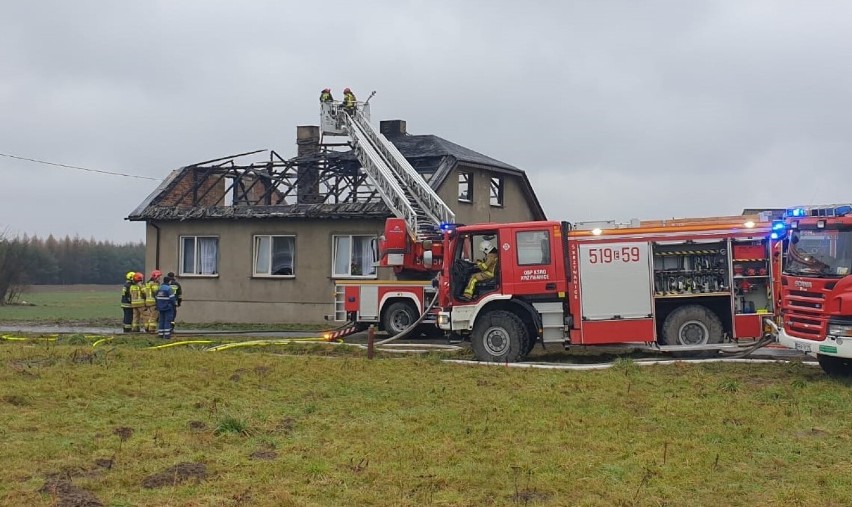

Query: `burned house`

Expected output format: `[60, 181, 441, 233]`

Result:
[127, 120, 546, 324]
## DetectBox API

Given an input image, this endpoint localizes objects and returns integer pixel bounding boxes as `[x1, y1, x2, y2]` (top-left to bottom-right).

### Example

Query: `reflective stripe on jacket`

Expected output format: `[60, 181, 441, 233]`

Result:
[145, 280, 159, 306]
[129, 283, 146, 308]
[121, 281, 132, 308]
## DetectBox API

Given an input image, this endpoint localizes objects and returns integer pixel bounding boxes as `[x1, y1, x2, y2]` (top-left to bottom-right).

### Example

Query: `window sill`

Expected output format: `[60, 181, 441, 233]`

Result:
[458, 199, 472, 204]
[332, 275, 379, 280]
[179, 274, 219, 278]
[252, 275, 296, 279]
[490, 204, 504, 208]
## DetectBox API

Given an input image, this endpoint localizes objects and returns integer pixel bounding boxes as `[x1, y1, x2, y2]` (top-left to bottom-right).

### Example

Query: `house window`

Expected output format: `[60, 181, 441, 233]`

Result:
[180, 236, 219, 275]
[490, 176, 504, 207]
[516, 231, 551, 265]
[333, 235, 377, 278]
[458, 172, 473, 202]
[254, 235, 295, 277]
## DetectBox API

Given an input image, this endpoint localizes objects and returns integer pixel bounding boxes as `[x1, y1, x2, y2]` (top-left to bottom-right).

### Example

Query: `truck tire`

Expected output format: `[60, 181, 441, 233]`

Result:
[817, 354, 852, 377]
[382, 301, 419, 336]
[471, 311, 528, 363]
[661, 305, 723, 354]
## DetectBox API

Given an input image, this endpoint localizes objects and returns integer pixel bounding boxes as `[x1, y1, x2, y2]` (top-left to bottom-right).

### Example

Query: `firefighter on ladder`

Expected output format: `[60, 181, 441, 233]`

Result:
[319, 88, 333, 103]
[342, 87, 357, 114]
[462, 240, 498, 300]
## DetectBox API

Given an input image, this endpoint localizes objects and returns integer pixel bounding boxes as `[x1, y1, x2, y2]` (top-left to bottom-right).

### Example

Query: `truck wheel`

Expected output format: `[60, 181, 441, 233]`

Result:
[471, 311, 528, 363]
[817, 354, 852, 377]
[382, 301, 418, 336]
[661, 305, 723, 355]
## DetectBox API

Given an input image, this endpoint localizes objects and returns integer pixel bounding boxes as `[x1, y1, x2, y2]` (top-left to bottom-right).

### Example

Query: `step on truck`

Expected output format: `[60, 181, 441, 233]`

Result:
[770, 204, 852, 376]
[435, 216, 778, 362]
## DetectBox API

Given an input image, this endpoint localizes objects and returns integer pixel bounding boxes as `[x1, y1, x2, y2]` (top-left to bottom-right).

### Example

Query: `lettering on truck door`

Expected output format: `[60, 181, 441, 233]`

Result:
[578, 242, 653, 320]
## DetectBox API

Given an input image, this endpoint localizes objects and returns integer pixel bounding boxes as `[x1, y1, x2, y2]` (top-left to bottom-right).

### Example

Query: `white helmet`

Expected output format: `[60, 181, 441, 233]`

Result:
[480, 240, 494, 255]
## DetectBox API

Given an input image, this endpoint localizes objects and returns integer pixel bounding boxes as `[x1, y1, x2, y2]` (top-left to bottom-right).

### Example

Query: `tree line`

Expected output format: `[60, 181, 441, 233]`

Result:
[0, 233, 144, 304]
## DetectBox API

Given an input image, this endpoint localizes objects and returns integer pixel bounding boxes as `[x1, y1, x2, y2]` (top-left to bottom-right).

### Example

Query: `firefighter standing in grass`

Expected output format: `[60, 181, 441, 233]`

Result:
[120, 271, 135, 333]
[129, 272, 147, 332]
[462, 241, 498, 300]
[144, 270, 162, 333]
[165, 273, 183, 331]
[155, 281, 177, 339]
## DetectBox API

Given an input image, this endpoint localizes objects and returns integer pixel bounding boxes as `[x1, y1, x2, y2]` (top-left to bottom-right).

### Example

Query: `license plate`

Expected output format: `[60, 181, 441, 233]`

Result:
[794, 342, 812, 353]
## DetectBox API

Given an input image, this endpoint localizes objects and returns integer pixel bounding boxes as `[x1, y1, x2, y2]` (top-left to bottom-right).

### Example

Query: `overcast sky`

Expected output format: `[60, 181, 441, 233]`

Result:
[2, 1, 851, 243]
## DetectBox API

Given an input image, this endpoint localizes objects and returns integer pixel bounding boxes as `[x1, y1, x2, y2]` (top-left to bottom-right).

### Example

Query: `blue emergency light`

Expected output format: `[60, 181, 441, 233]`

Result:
[439, 222, 456, 232]
[770, 220, 787, 240]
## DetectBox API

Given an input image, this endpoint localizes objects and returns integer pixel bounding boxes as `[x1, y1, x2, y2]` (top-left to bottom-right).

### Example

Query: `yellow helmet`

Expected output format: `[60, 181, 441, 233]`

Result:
[126, 271, 136, 281]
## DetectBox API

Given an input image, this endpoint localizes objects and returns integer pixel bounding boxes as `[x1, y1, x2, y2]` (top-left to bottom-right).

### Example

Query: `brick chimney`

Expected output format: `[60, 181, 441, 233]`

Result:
[296, 125, 322, 204]
[380, 120, 407, 138]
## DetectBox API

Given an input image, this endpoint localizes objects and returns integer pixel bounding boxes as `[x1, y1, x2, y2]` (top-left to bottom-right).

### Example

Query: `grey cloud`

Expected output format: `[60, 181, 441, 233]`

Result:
[2, 1, 851, 242]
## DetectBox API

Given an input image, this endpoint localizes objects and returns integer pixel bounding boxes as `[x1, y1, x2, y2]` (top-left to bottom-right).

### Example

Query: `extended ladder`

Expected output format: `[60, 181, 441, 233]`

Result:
[325, 102, 454, 240]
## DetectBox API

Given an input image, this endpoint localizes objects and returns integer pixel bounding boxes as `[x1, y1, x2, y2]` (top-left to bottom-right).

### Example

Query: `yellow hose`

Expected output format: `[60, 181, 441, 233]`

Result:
[148, 340, 215, 350]
[92, 337, 115, 347]
[206, 338, 332, 352]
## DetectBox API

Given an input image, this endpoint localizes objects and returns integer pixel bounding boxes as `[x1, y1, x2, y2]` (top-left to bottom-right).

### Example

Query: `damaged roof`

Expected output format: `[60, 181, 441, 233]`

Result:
[128, 128, 544, 222]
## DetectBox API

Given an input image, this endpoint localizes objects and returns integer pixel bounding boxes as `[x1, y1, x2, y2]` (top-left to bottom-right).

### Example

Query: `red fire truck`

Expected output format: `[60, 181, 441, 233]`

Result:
[770, 204, 852, 376]
[433, 215, 777, 362]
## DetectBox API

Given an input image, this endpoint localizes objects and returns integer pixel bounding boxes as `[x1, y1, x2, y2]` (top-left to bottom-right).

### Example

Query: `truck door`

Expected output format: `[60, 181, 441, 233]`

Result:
[503, 225, 566, 296]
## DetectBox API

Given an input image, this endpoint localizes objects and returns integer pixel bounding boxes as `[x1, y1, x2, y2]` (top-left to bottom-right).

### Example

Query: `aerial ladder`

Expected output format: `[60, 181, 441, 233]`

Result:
[321, 97, 454, 273]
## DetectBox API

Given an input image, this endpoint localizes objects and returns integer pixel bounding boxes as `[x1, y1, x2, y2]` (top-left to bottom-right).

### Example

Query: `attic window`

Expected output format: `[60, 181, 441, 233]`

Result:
[458, 172, 473, 202]
[490, 176, 504, 207]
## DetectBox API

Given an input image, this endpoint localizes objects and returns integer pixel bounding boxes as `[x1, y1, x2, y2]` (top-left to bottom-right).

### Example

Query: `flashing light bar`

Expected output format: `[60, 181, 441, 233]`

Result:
[439, 222, 456, 232]
[770, 220, 787, 241]
[784, 204, 852, 218]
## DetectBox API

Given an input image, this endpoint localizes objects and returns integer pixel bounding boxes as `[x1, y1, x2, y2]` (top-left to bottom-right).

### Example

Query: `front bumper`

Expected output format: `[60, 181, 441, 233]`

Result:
[778, 328, 852, 358]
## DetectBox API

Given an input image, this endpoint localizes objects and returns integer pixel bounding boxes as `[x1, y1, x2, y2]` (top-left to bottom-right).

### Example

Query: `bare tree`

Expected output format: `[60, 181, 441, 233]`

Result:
[0, 232, 28, 305]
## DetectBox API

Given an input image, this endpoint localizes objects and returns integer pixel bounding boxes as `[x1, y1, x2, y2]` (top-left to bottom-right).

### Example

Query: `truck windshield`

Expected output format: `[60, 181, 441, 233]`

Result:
[784, 227, 852, 277]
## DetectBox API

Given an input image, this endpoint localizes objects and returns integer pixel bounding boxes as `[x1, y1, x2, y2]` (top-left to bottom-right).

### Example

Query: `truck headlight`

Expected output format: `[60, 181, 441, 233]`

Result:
[827, 324, 852, 337]
[437, 312, 449, 328]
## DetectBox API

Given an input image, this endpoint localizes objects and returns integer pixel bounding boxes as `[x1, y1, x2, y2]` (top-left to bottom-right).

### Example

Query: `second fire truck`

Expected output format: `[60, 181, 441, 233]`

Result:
[769, 204, 852, 376]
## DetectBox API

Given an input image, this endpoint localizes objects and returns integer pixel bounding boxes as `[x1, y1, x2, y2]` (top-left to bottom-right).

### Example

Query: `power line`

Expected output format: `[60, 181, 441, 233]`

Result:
[0, 152, 160, 181]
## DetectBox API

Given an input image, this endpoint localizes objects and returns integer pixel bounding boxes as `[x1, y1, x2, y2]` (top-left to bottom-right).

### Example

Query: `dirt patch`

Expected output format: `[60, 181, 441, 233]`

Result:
[229, 373, 242, 382]
[797, 427, 829, 438]
[94, 458, 113, 469]
[2, 394, 30, 406]
[141, 462, 207, 489]
[276, 417, 296, 434]
[510, 489, 552, 504]
[39, 475, 104, 507]
[113, 426, 133, 442]
[249, 450, 278, 460]
[188, 420, 207, 431]
[254, 365, 273, 376]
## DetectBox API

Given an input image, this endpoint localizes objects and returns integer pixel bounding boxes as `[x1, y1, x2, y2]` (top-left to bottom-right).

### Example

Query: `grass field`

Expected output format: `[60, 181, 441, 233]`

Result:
[0, 286, 324, 331]
[0, 285, 117, 325]
[1, 336, 850, 507]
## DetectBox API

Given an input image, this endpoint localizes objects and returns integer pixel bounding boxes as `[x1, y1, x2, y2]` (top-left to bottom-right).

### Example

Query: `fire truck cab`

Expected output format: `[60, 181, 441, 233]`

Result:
[437, 216, 776, 362]
[773, 204, 852, 376]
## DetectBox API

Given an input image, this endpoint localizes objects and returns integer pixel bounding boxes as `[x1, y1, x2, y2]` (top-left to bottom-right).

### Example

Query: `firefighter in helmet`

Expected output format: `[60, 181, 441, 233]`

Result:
[462, 240, 499, 300]
[129, 272, 147, 332]
[319, 88, 333, 103]
[144, 270, 163, 333]
[342, 87, 357, 114]
[120, 271, 135, 333]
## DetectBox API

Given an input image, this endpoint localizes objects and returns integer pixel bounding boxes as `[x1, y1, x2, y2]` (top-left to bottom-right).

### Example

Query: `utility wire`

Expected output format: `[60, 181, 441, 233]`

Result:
[0, 152, 160, 181]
